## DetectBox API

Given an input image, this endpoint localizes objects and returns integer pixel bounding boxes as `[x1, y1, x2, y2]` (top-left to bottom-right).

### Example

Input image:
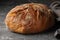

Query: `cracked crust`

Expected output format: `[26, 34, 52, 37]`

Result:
[5, 3, 55, 34]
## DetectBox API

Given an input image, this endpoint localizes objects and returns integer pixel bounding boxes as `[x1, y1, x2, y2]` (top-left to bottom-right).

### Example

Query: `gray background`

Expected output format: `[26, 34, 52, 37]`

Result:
[0, 0, 60, 40]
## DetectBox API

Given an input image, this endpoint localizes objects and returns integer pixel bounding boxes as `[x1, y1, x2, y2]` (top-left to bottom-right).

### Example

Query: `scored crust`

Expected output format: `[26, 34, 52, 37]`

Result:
[5, 3, 55, 34]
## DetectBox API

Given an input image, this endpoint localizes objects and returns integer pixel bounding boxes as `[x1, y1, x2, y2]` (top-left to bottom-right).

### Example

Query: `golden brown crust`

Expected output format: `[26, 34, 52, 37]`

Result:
[5, 3, 55, 34]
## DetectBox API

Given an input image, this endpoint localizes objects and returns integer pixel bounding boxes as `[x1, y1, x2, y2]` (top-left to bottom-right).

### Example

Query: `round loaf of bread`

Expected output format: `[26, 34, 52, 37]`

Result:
[5, 3, 55, 34]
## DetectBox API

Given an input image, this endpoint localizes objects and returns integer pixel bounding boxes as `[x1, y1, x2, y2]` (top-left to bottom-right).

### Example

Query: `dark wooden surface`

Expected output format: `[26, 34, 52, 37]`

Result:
[0, 0, 60, 40]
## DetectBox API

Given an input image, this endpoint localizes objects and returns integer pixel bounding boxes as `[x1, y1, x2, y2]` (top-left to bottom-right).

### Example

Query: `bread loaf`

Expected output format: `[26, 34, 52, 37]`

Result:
[5, 3, 55, 34]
